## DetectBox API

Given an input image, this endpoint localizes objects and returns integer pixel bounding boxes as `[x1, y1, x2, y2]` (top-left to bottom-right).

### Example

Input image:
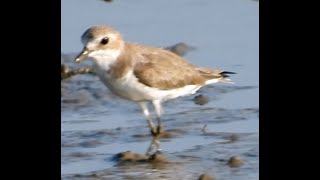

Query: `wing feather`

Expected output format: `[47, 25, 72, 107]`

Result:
[133, 49, 205, 90]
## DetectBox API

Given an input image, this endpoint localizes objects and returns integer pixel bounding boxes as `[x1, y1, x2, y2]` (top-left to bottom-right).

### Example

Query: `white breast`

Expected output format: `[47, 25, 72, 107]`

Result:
[91, 49, 203, 101]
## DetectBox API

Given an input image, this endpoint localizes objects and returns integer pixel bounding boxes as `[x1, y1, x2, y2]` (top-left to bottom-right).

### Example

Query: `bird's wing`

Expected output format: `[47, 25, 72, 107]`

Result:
[133, 49, 206, 90]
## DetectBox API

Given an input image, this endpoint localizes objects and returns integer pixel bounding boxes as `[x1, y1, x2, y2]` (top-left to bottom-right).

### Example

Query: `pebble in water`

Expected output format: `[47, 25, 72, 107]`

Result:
[227, 156, 244, 168]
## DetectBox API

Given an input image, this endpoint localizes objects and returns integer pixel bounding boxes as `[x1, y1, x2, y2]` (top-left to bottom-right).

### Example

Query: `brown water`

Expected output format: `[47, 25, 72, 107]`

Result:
[61, 0, 259, 179]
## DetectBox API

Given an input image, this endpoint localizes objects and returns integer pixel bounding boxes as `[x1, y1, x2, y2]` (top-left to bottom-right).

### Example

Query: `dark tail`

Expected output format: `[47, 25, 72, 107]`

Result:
[220, 71, 236, 78]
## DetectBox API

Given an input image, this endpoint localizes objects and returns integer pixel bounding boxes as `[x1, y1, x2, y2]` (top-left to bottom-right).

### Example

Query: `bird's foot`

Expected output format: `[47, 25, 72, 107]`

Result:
[146, 148, 162, 157]
[156, 148, 162, 154]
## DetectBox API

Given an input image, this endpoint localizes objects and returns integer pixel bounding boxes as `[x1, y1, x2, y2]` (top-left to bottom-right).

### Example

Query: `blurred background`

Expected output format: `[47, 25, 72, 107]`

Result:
[61, 0, 259, 179]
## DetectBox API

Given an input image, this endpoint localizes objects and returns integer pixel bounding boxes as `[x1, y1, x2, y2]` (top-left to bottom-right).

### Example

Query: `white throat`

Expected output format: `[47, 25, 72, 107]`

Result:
[90, 49, 121, 71]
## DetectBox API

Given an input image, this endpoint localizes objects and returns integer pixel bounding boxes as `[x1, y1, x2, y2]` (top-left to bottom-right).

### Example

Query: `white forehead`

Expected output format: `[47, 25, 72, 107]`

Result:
[81, 32, 119, 45]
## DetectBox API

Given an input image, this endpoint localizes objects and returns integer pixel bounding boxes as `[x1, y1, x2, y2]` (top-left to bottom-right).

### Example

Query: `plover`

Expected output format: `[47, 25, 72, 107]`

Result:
[75, 26, 235, 153]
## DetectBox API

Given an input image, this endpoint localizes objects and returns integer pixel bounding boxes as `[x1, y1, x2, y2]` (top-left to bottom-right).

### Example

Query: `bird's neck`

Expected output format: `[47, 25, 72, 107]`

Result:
[92, 45, 135, 80]
[92, 49, 121, 70]
[91, 41, 125, 71]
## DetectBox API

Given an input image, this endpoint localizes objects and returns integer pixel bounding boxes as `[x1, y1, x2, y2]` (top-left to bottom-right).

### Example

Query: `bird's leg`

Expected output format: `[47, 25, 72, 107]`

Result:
[138, 102, 157, 136]
[138, 101, 162, 155]
[146, 136, 161, 156]
[152, 100, 164, 135]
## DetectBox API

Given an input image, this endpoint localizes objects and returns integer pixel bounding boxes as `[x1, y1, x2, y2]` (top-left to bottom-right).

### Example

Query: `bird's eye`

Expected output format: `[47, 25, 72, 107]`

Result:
[100, 37, 109, 45]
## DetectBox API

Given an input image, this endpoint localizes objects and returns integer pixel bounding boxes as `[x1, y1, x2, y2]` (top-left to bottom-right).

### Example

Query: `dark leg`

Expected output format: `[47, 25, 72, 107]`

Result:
[146, 135, 161, 156]
[152, 100, 164, 135]
[138, 102, 157, 135]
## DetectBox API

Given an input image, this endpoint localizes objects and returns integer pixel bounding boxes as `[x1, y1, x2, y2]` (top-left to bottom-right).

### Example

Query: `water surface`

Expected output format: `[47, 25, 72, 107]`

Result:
[61, 0, 259, 179]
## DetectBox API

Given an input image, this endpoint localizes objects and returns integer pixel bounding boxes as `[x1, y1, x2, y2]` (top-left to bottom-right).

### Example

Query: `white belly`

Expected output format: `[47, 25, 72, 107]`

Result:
[97, 69, 202, 102]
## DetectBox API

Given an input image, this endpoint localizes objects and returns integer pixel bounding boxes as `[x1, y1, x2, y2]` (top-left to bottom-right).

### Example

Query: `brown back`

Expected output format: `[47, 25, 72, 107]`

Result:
[133, 48, 208, 90]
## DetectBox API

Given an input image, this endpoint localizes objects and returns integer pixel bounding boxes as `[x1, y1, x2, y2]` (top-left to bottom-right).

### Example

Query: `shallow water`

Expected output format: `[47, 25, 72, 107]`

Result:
[61, 0, 259, 179]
